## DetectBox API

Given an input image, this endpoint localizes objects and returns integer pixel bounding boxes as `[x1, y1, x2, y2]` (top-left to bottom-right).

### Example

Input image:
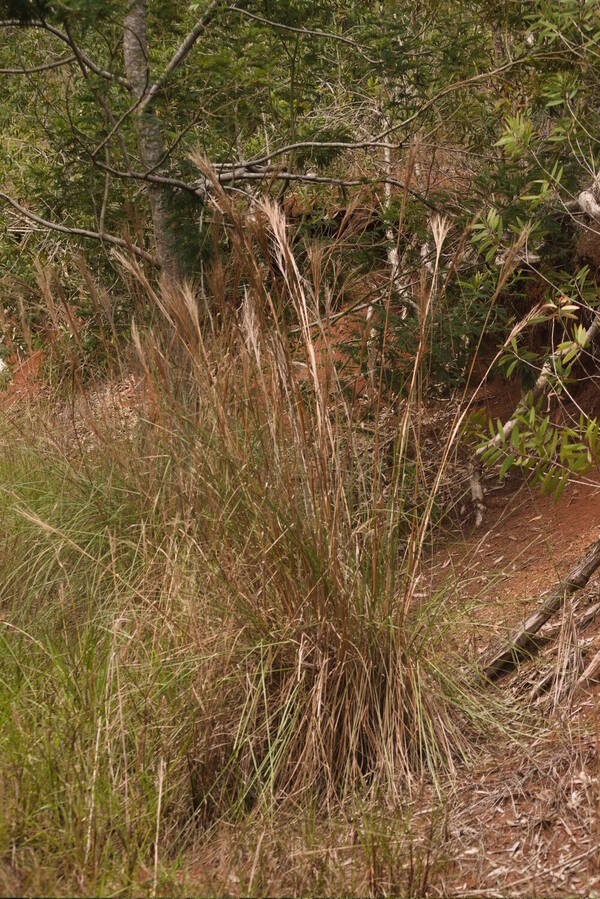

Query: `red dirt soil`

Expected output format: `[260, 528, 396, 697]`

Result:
[0, 349, 45, 408]
[429, 473, 600, 616]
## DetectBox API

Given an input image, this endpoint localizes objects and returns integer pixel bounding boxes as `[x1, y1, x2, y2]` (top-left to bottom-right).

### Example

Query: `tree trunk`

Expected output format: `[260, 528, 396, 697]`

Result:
[123, 0, 179, 277]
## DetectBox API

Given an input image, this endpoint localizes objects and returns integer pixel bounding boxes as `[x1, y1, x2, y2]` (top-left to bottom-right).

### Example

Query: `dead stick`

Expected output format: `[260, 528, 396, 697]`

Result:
[541, 599, 600, 642]
[574, 644, 600, 694]
[481, 537, 600, 681]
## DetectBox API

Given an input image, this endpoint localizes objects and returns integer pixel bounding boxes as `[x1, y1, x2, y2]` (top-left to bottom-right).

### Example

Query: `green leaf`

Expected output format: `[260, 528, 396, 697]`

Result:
[499, 454, 515, 479]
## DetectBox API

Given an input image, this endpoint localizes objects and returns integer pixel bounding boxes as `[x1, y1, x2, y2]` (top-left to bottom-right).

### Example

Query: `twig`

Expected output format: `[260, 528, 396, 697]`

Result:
[0, 54, 75, 74]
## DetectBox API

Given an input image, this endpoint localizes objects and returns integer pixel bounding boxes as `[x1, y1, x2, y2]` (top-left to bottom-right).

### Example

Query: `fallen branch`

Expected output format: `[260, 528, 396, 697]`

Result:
[574, 643, 600, 694]
[541, 599, 600, 643]
[529, 623, 599, 703]
[481, 536, 600, 682]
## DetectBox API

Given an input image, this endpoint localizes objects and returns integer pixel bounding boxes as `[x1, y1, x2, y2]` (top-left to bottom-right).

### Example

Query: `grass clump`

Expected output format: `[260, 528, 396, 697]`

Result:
[0, 201, 514, 893]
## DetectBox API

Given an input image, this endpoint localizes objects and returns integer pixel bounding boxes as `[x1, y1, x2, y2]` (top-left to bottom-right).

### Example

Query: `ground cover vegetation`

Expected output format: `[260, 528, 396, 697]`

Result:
[1, 0, 600, 895]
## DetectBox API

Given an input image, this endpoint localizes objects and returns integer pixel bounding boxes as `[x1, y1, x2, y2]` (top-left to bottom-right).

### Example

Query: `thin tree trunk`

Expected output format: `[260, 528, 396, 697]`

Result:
[123, 0, 179, 277]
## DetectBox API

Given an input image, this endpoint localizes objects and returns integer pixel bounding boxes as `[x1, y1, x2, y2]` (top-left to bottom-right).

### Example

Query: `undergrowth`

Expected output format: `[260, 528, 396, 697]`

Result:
[0, 196, 525, 895]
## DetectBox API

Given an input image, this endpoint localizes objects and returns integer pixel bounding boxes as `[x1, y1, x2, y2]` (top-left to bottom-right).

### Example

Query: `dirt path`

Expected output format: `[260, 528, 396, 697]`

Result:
[423, 471, 600, 635]
[422, 470, 600, 895]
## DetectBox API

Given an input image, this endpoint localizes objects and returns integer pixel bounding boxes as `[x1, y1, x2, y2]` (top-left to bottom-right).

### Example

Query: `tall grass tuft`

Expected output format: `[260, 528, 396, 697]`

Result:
[117, 192, 504, 809]
[0, 189, 513, 892]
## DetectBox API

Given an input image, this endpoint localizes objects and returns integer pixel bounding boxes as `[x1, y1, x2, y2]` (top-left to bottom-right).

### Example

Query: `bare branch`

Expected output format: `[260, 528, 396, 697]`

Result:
[215, 140, 404, 172]
[0, 54, 76, 74]
[93, 158, 439, 210]
[0, 191, 158, 267]
[0, 19, 129, 87]
[228, 6, 379, 62]
[218, 169, 440, 210]
[220, 55, 535, 172]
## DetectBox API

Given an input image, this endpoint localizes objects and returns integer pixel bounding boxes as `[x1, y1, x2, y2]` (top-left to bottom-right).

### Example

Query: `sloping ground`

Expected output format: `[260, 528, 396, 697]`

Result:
[429, 472, 600, 620]
[437, 713, 600, 896]
[180, 470, 600, 896]
[419, 469, 600, 895]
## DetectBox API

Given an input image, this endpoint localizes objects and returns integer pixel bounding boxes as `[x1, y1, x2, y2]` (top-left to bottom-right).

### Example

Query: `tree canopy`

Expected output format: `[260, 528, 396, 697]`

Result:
[2, 0, 600, 492]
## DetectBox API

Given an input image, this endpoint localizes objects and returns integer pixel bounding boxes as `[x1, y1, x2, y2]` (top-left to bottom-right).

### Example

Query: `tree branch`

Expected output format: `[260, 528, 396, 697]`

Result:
[217, 170, 440, 210]
[0, 191, 159, 267]
[0, 54, 76, 74]
[0, 19, 129, 87]
[93, 158, 439, 210]
[137, 0, 225, 114]
[220, 55, 535, 173]
[227, 6, 379, 62]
